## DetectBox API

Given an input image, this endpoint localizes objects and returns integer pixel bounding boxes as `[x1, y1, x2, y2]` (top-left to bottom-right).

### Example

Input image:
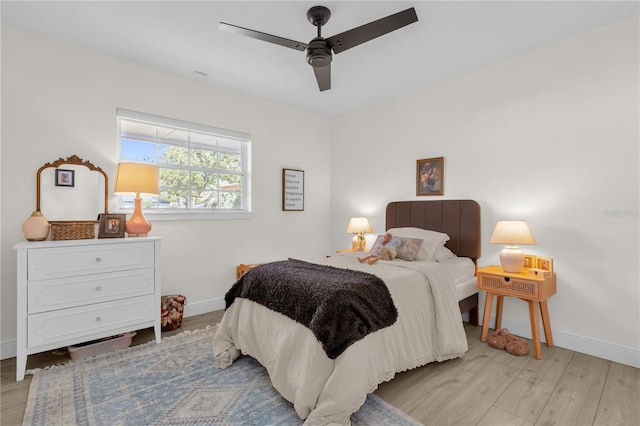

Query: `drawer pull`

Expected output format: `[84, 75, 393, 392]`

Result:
[95, 286, 102, 292]
[504, 277, 511, 284]
[95, 257, 102, 263]
[96, 316, 102, 322]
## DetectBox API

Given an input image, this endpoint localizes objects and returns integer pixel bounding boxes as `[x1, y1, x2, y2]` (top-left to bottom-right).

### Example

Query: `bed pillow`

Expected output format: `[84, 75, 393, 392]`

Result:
[434, 245, 457, 262]
[387, 227, 450, 261]
[369, 234, 424, 261]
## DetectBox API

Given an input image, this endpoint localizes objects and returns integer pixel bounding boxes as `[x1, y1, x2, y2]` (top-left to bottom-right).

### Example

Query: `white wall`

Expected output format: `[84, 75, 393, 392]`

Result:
[0, 26, 332, 352]
[330, 17, 639, 366]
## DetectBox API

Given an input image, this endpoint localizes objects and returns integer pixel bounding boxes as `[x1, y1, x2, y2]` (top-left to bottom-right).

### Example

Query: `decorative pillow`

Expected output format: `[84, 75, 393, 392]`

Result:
[388, 236, 423, 261]
[369, 234, 388, 256]
[370, 235, 423, 261]
[387, 227, 450, 261]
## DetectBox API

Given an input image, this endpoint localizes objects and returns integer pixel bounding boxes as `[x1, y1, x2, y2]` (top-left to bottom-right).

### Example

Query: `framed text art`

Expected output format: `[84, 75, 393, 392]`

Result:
[282, 168, 304, 211]
[97, 213, 126, 238]
[416, 157, 444, 196]
[55, 169, 75, 187]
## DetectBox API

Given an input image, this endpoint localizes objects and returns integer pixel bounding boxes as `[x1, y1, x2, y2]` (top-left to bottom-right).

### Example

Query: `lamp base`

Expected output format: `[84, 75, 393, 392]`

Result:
[126, 232, 149, 238]
[126, 198, 152, 238]
[500, 246, 525, 273]
[351, 235, 359, 250]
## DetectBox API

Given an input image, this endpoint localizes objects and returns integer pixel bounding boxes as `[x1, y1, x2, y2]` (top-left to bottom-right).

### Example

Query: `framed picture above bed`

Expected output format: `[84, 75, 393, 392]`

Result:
[416, 156, 444, 196]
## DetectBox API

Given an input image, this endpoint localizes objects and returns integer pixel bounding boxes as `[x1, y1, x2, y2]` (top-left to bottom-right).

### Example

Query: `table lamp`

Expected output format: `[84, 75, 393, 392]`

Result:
[489, 220, 536, 273]
[346, 217, 372, 251]
[114, 163, 159, 237]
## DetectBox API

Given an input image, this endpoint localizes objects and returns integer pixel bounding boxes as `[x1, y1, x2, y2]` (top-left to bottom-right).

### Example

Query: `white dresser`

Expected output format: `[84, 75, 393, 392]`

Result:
[14, 237, 161, 381]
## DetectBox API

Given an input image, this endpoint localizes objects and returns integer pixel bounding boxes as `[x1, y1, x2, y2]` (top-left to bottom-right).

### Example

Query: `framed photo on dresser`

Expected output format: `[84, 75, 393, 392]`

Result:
[98, 213, 126, 238]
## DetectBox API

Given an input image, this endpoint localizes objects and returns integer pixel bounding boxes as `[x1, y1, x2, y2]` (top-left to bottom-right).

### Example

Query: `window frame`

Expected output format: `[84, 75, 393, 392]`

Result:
[116, 108, 252, 220]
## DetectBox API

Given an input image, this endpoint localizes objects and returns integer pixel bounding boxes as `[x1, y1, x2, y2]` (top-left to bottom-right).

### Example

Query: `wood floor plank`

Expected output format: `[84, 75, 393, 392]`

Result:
[495, 344, 574, 423]
[535, 360, 607, 426]
[594, 361, 640, 425]
[421, 358, 521, 425]
[570, 352, 611, 376]
[377, 361, 474, 420]
[478, 406, 534, 426]
[375, 361, 441, 404]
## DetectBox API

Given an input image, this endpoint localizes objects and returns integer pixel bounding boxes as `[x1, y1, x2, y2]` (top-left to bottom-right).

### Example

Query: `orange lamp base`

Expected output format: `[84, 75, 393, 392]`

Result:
[126, 198, 151, 237]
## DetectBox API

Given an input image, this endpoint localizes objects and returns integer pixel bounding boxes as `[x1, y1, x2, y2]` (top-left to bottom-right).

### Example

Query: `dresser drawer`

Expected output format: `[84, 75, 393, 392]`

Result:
[478, 273, 539, 299]
[28, 268, 155, 314]
[28, 242, 154, 280]
[27, 295, 156, 348]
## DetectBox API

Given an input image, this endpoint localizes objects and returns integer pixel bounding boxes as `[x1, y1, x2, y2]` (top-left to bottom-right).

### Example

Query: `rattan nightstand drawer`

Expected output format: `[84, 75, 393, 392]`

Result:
[478, 274, 539, 298]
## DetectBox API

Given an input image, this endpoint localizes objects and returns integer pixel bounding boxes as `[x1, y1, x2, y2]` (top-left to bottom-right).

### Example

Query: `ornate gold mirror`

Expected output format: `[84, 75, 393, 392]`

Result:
[27, 155, 109, 240]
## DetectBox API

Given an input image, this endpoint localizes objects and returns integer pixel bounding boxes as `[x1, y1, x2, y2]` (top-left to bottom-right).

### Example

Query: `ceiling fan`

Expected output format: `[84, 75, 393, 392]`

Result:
[219, 5, 418, 92]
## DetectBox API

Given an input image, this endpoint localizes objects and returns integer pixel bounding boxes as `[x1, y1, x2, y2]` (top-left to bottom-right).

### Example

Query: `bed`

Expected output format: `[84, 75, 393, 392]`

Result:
[213, 199, 481, 425]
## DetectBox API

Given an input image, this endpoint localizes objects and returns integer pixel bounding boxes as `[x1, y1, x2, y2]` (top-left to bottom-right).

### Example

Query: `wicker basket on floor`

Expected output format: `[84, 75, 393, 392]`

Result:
[161, 295, 187, 331]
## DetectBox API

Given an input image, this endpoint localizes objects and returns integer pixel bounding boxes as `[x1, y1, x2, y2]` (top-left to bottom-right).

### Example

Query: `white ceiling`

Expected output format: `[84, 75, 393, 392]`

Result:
[2, 1, 638, 117]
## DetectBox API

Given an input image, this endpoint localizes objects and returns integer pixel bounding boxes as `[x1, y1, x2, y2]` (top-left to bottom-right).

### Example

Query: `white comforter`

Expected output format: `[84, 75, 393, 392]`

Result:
[213, 253, 468, 425]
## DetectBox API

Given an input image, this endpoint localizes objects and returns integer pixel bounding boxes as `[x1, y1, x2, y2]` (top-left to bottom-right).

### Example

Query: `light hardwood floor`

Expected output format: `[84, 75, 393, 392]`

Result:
[2, 311, 638, 425]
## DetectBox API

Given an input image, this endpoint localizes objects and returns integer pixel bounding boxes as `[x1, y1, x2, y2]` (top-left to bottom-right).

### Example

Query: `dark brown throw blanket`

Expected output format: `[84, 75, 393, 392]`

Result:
[225, 259, 398, 359]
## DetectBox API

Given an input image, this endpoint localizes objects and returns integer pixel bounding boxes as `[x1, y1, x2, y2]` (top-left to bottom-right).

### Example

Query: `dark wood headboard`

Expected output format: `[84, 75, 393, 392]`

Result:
[385, 200, 481, 262]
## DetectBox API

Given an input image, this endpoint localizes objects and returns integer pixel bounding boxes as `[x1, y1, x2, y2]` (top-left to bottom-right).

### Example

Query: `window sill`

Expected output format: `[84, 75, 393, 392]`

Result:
[115, 209, 252, 221]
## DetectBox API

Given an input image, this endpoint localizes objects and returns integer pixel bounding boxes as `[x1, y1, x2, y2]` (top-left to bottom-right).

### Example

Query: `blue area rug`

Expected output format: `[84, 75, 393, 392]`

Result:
[23, 326, 421, 425]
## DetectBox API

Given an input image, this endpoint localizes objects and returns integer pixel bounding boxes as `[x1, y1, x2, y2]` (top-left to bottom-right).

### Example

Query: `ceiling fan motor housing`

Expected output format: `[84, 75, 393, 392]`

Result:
[306, 37, 332, 67]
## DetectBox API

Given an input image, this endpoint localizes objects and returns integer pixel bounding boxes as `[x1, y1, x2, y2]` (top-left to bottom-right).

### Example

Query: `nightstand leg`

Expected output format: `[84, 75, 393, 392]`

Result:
[495, 296, 504, 331]
[528, 300, 542, 359]
[481, 293, 494, 341]
[539, 301, 554, 347]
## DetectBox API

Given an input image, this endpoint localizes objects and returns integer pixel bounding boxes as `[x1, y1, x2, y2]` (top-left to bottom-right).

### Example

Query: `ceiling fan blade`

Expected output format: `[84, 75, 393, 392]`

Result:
[219, 22, 308, 51]
[327, 8, 418, 54]
[313, 64, 331, 92]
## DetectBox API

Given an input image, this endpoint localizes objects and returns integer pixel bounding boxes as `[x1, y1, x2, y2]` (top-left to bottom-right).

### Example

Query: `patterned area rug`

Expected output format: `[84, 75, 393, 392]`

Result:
[23, 326, 421, 425]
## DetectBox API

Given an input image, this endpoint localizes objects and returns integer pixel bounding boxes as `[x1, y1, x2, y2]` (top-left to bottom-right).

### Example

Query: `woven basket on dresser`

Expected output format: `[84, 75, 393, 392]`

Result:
[50, 220, 97, 241]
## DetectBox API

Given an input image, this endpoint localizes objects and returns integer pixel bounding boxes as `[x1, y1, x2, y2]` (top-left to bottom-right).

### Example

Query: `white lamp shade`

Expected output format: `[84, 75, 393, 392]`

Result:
[489, 220, 536, 273]
[345, 217, 373, 234]
[489, 220, 536, 245]
[114, 163, 159, 196]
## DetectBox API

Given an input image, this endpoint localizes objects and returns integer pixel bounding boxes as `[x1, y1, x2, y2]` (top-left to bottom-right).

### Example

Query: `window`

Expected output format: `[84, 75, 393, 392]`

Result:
[117, 109, 251, 217]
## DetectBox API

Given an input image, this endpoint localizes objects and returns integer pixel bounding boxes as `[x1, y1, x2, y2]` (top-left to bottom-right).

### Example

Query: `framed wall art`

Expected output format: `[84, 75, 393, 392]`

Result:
[55, 169, 75, 187]
[416, 157, 444, 196]
[98, 213, 126, 238]
[282, 168, 304, 211]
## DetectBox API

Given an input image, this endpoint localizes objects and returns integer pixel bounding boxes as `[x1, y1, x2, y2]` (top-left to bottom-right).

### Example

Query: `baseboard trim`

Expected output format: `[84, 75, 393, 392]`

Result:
[183, 297, 225, 319]
[480, 312, 640, 368]
[0, 339, 17, 361]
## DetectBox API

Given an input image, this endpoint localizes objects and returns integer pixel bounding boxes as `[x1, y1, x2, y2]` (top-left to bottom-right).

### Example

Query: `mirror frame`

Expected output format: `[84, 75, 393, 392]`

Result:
[36, 155, 109, 215]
